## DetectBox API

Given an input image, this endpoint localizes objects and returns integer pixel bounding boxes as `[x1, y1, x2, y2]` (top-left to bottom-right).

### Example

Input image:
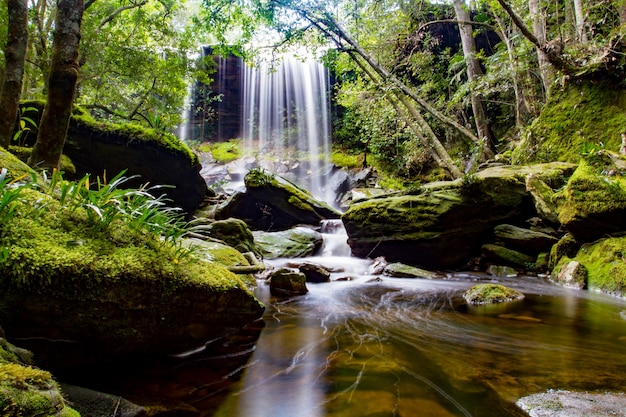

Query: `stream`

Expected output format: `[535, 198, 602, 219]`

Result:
[85, 221, 626, 416]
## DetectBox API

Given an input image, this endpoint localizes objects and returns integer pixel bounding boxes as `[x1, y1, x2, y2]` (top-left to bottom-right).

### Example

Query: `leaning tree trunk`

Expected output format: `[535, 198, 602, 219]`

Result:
[28, 0, 84, 171]
[0, 0, 29, 149]
[453, 0, 495, 160]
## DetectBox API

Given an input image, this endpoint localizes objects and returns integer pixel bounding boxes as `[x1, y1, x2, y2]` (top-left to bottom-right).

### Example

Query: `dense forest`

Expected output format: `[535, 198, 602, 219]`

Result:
[2, 0, 626, 181]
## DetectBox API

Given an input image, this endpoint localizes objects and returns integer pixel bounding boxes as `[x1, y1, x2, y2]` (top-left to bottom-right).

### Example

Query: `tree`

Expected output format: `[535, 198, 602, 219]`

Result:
[0, 0, 28, 149]
[28, 0, 84, 171]
[452, 0, 494, 159]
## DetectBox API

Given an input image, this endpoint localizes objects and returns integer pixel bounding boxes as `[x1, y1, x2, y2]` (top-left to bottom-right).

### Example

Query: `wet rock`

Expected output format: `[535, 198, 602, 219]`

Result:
[215, 169, 340, 231]
[526, 174, 561, 225]
[516, 390, 626, 417]
[343, 163, 574, 270]
[553, 260, 587, 290]
[188, 217, 261, 258]
[298, 262, 331, 283]
[60, 384, 147, 417]
[382, 263, 440, 279]
[253, 227, 323, 259]
[482, 244, 535, 268]
[269, 268, 308, 296]
[486, 265, 518, 277]
[548, 233, 581, 270]
[369, 256, 388, 275]
[494, 224, 558, 253]
[464, 283, 525, 305]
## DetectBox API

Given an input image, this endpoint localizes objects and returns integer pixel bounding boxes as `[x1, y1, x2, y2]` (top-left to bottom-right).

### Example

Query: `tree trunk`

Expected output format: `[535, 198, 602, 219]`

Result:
[529, 0, 553, 96]
[453, 0, 495, 160]
[0, 0, 29, 149]
[28, 0, 84, 171]
[573, 0, 587, 43]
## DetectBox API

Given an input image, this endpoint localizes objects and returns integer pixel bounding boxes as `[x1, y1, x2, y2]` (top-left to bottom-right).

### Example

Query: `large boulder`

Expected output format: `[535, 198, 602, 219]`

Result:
[19, 101, 208, 214]
[342, 163, 574, 269]
[556, 159, 626, 241]
[215, 168, 341, 231]
[0, 152, 264, 373]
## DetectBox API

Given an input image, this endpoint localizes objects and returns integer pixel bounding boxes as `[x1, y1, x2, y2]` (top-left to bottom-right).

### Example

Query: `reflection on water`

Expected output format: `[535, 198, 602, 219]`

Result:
[211, 259, 626, 417]
[71, 252, 626, 416]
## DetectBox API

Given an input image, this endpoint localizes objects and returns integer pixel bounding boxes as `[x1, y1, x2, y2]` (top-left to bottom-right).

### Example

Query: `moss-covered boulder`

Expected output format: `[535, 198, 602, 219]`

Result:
[18, 101, 207, 214]
[567, 237, 626, 296]
[253, 227, 323, 259]
[0, 339, 79, 417]
[0, 152, 264, 372]
[552, 259, 587, 290]
[215, 169, 341, 231]
[481, 244, 536, 268]
[382, 263, 441, 279]
[342, 163, 573, 269]
[188, 217, 261, 259]
[493, 224, 558, 254]
[463, 284, 525, 305]
[556, 159, 626, 241]
[512, 80, 626, 164]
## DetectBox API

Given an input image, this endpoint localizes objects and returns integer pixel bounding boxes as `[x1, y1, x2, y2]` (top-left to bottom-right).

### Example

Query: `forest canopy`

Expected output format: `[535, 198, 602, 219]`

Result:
[2, 0, 626, 180]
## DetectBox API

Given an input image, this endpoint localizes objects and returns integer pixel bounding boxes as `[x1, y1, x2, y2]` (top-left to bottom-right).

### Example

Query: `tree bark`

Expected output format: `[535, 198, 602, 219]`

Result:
[529, 0, 553, 96]
[573, 0, 587, 43]
[0, 0, 29, 149]
[28, 0, 84, 171]
[452, 0, 494, 159]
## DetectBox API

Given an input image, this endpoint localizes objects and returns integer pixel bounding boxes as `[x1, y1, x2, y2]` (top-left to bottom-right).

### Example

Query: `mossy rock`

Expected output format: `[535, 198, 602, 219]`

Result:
[556, 159, 626, 241]
[463, 284, 525, 305]
[253, 227, 323, 259]
[342, 164, 570, 269]
[493, 224, 558, 254]
[548, 233, 581, 270]
[216, 169, 340, 231]
[511, 79, 626, 164]
[268, 267, 308, 297]
[382, 263, 441, 279]
[0, 155, 264, 371]
[569, 237, 626, 296]
[481, 244, 535, 268]
[196, 217, 261, 259]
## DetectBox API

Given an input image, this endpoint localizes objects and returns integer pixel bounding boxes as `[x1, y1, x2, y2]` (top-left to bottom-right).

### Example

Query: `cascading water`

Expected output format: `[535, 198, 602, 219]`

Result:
[241, 56, 333, 203]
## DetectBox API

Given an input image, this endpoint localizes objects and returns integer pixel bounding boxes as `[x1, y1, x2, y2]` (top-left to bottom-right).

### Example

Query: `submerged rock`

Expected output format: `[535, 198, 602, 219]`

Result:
[516, 390, 626, 417]
[463, 284, 525, 305]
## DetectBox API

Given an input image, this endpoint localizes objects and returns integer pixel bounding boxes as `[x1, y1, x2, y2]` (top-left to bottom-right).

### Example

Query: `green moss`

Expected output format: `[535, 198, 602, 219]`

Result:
[512, 80, 626, 164]
[574, 237, 626, 296]
[330, 148, 361, 169]
[288, 195, 314, 212]
[463, 283, 525, 305]
[210, 139, 242, 163]
[556, 159, 626, 224]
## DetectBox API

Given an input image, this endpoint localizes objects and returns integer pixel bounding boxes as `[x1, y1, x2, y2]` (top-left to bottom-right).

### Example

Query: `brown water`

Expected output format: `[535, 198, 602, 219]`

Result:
[206, 267, 626, 417]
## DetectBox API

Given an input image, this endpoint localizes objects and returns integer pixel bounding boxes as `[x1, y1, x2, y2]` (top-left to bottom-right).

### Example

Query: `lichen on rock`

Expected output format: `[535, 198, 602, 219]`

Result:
[463, 283, 525, 305]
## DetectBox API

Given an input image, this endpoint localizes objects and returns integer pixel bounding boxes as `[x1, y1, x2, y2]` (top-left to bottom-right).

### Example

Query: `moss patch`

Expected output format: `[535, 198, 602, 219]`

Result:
[512, 80, 626, 164]
[210, 139, 242, 163]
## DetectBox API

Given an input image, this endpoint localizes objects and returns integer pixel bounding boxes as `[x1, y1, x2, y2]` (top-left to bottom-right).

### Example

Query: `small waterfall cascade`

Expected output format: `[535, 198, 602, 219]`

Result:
[241, 55, 333, 202]
[319, 219, 352, 258]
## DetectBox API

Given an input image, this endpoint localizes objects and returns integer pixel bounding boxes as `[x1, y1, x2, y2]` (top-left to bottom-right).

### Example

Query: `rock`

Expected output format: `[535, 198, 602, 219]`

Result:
[565, 236, 626, 296]
[298, 262, 331, 283]
[464, 283, 525, 305]
[493, 224, 558, 253]
[60, 384, 146, 417]
[269, 268, 309, 296]
[552, 260, 587, 290]
[516, 390, 626, 417]
[342, 163, 573, 270]
[62, 107, 207, 214]
[482, 244, 536, 268]
[486, 265, 518, 277]
[215, 169, 341, 231]
[369, 256, 388, 275]
[548, 233, 581, 270]
[557, 159, 626, 241]
[525, 174, 561, 225]
[382, 263, 441, 279]
[253, 227, 323, 259]
[189, 217, 261, 258]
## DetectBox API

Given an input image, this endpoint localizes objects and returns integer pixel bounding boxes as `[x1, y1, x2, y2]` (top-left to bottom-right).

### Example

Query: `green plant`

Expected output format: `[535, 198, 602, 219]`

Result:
[0, 168, 29, 224]
[12, 107, 38, 146]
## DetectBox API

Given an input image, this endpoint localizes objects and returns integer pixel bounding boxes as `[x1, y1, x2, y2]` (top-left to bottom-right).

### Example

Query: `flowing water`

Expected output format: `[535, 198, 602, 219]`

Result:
[82, 222, 626, 416]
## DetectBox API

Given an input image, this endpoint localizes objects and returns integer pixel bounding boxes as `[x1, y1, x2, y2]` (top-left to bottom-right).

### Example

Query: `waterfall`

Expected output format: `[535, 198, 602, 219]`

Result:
[241, 56, 332, 202]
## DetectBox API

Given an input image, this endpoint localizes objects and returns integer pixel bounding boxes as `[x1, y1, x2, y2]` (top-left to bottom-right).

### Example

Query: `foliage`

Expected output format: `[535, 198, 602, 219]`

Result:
[11, 107, 38, 146]
[209, 139, 243, 163]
